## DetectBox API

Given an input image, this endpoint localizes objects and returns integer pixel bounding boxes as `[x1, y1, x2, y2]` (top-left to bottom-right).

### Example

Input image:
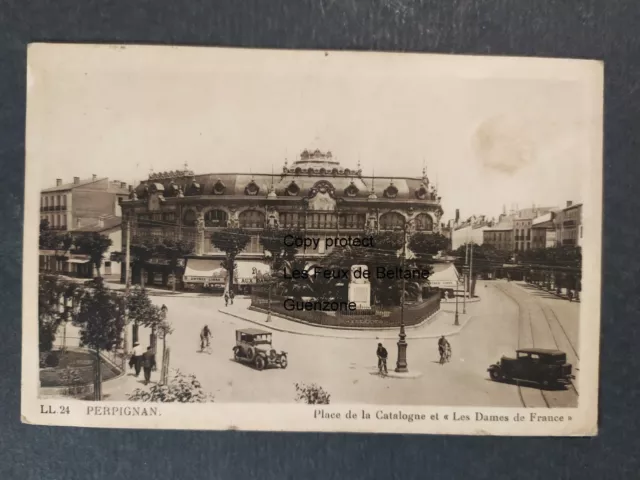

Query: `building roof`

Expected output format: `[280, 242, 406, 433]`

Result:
[72, 216, 122, 233]
[42, 177, 130, 195]
[42, 177, 106, 193]
[132, 151, 440, 202]
[484, 221, 513, 232]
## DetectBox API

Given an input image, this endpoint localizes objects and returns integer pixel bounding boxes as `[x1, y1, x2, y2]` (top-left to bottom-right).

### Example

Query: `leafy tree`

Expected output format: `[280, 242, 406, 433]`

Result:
[72, 280, 125, 400]
[317, 231, 422, 307]
[38, 274, 68, 352]
[126, 286, 159, 345]
[73, 232, 113, 277]
[211, 228, 251, 293]
[154, 238, 194, 291]
[130, 236, 160, 288]
[408, 232, 449, 258]
[128, 370, 214, 403]
[39, 219, 73, 258]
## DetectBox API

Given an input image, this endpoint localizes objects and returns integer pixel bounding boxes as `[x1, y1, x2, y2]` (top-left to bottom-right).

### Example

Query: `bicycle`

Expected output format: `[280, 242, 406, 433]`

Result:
[439, 345, 451, 365]
[377, 356, 388, 376]
[199, 338, 212, 354]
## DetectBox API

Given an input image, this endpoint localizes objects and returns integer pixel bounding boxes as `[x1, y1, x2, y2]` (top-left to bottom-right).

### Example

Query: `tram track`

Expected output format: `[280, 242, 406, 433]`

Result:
[497, 282, 580, 406]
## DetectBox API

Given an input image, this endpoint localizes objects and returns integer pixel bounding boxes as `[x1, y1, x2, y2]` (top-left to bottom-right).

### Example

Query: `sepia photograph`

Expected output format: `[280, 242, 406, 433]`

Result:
[22, 44, 603, 434]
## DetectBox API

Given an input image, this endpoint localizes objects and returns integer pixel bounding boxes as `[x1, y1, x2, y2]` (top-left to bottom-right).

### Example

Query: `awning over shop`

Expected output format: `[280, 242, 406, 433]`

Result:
[428, 263, 460, 288]
[66, 258, 91, 264]
[234, 260, 271, 285]
[183, 259, 222, 283]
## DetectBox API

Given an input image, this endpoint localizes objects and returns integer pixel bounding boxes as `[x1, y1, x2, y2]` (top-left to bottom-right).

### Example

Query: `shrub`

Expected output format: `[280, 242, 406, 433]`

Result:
[294, 382, 331, 404]
[59, 368, 84, 386]
[127, 370, 214, 403]
[44, 352, 60, 368]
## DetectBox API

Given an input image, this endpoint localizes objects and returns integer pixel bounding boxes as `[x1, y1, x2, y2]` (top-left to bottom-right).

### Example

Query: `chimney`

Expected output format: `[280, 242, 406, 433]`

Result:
[92, 174, 97, 181]
[120, 182, 126, 189]
[56, 178, 62, 186]
[128, 185, 133, 192]
[455, 209, 460, 224]
[73, 177, 80, 184]
[566, 200, 573, 208]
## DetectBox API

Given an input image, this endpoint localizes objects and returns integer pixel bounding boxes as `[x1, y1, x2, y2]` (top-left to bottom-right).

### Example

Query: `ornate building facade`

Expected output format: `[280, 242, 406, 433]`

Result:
[120, 149, 444, 287]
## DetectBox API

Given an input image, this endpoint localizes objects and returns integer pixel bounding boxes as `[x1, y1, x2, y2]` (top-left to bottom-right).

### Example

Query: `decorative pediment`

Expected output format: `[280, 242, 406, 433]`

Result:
[186, 181, 201, 196]
[166, 181, 180, 197]
[383, 182, 398, 199]
[344, 181, 359, 197]
[244, 179, 260, 196]
[309, 180, 336, 199]
[415, 184, 428, 200]
[212, 179, 226, 195]
[285, 181, 300, 196]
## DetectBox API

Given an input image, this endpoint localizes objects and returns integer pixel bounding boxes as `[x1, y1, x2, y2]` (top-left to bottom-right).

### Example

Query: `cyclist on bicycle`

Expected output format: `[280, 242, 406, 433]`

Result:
[200, 325, 212, 350]
[376, 342, 388, 374]
[438, 335, 451, 363]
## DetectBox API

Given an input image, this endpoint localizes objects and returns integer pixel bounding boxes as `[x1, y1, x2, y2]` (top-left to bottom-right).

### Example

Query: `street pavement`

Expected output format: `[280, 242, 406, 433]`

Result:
[100, 279, 580, 407]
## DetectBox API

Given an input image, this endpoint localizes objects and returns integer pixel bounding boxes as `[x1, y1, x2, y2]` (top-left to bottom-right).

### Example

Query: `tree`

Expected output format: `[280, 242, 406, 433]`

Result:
[128, 370, 214, 402]
[127, 286, 157, 345]
[72, 281, 124, 400]
[318, 231, 419, 307]
[211, 228, 251, 293]
[154, 238, 194, 291]
[73, 232, 113, 278]
[130, 236, 159, 288]
[38, 274, 68, 353]
[408, 232, 449, 258]
[40, 219, 73, 259]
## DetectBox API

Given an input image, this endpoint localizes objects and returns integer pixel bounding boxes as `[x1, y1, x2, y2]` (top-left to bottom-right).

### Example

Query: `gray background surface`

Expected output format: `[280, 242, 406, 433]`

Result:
[1, 1, 639, 478]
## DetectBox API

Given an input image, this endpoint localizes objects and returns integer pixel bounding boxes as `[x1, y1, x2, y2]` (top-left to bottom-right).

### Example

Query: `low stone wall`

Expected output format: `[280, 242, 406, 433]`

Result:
[250, 293, 441, 329]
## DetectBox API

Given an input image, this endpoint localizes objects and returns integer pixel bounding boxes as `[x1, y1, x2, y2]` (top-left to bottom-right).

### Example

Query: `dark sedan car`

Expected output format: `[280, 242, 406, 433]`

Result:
[488, 348, 574, 388]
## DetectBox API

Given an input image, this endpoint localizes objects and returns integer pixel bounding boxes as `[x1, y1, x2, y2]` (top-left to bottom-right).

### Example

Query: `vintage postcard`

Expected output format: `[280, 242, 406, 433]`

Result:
[22, 43, 603, 435]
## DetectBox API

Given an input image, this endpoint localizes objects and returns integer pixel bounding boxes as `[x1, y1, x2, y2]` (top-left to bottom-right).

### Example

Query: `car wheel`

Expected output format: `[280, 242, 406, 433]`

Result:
[254, 356, 266, 371]
[246, 347, 255, 362]
[279, 356, 288, 369]
[489, 368, 502, 381]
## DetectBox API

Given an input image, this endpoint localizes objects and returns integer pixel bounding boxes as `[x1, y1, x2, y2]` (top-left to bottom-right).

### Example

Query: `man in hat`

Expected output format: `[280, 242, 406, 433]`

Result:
[130, 341, 145, 377]
[142, 346, 157, 385]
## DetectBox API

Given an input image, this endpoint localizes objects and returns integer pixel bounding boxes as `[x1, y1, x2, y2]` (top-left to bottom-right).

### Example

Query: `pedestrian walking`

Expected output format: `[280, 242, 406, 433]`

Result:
[224, 291, 229, 307]
[376, 342, 388, 374]
[129, 341, 144, 377]
[229, 289, 235, 305]
[141, 346, 157, 385]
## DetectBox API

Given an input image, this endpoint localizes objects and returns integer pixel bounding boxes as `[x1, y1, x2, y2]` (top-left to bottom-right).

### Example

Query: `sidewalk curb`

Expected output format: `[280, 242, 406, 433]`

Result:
[219, 308, 476, 340]
[515, 282, 580, 303]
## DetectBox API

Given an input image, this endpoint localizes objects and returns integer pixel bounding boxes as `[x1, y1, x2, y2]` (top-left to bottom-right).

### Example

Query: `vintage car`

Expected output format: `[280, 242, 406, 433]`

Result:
[488, 348, 574, 388]
[232, 328, 288, 370]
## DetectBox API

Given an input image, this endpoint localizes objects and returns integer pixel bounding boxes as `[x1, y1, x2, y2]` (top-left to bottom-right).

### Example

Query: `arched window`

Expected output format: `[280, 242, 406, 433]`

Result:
[204, 209, 228, 227]
[183, 210, 197, 226]
[415, 214, 434, 231]
[239, 210, 265, 228]
[379, 212, 405, 230]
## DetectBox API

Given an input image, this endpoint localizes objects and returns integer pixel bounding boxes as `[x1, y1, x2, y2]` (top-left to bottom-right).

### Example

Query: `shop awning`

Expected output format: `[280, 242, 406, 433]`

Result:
[183, 259, 222, 283]
[66, 258, 91, 264]
[234, 260, 271, 285]
[428, 263, 460, 288]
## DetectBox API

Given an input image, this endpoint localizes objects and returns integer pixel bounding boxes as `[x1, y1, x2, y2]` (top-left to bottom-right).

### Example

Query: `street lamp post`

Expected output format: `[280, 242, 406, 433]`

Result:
[454, 279, 460, 326]
[395, 222, 410, 373]
[266, 282, 272, 322]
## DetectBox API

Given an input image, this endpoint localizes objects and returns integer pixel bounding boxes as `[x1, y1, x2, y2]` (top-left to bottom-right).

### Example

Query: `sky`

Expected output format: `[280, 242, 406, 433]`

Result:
[27, 44, 602, 222]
